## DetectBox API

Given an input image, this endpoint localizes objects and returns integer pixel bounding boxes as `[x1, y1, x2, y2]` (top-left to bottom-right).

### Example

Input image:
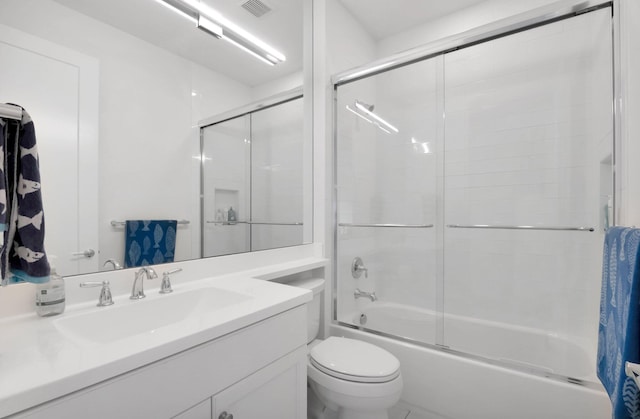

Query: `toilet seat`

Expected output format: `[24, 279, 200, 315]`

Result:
[309, 337, 400, 383]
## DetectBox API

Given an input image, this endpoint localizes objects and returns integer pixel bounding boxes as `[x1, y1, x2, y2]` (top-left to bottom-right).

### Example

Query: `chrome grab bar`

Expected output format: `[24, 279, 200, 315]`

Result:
[206, 221, 303, 226]
[339, 223, 434, 228]
[446, 224, 594, 232]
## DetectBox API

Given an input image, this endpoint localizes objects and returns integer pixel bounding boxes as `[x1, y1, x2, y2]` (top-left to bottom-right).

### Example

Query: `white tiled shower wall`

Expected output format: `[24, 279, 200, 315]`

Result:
[251, 99, 305, 251]
[442, 9, 611, 347]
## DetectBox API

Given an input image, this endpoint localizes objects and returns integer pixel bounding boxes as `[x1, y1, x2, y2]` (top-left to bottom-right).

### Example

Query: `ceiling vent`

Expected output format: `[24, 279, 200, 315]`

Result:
[241, 0, 272, 18]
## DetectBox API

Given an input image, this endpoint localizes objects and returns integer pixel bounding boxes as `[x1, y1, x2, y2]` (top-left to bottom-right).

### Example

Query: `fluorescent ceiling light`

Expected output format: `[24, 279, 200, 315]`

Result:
[223, 34, 277, 66]
[198, 15, 223, 39]
[355, 101, 399, 133]
[152, 0, 197, 23]
[155, 0, 286, 66]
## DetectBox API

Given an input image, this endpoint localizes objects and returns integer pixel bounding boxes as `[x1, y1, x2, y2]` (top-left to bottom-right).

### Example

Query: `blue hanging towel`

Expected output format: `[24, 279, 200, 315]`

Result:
[124, 220, 177, 268]
[598, 226, 640, 418]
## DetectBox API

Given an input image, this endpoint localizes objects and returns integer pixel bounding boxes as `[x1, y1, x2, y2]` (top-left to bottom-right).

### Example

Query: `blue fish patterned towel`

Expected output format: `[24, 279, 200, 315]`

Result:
[124, 220, 177, 268]
[598, 226, 640, 418]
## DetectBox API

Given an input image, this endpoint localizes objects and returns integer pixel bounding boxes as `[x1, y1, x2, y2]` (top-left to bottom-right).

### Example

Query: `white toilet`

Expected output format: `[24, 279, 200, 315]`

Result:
[287, 277, 403, 419]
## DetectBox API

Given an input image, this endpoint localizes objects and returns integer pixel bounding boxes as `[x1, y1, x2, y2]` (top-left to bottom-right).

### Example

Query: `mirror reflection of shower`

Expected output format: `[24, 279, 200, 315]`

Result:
[345, 100, 399, 134]
[200, 93, 306, 258]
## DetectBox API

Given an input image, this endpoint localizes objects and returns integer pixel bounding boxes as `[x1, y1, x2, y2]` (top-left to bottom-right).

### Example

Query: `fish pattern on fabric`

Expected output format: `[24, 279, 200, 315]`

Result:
[124, 220, 178, 268]
[598, 227, 640, 419]
[17, 210, 43, 230]
[0, 106, 50, 285]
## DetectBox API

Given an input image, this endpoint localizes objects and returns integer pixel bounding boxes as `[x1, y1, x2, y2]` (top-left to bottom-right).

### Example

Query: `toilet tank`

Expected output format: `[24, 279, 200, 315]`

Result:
[285, 277, 325, 343]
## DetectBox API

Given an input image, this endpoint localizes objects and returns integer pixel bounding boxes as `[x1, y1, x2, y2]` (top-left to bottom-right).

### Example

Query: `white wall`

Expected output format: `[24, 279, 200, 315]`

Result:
[377, 0, 561, 58]
[326, 0, 377, 75]
[619, 0, 640, 227]
[0, 0, 253, 269]
[251, 71, 303, 101]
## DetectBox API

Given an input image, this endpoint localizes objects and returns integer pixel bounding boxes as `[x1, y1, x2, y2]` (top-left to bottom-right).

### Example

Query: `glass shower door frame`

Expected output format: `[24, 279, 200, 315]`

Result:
[332, 0, 618, 388]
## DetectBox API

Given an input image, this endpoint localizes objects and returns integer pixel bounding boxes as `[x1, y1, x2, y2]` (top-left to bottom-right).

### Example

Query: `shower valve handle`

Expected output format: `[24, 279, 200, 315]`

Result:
[351, 257, 368, 278]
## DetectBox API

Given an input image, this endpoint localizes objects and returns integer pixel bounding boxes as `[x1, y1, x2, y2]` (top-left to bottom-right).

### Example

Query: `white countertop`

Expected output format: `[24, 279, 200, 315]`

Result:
[0, 256, 325, 418]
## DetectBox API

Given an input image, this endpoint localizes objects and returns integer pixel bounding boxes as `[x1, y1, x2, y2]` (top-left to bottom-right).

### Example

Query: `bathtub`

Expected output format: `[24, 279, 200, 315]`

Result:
[333, 302, 611, 419]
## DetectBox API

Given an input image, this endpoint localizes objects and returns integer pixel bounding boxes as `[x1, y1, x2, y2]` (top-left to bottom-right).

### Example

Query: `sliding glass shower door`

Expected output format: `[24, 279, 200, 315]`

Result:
[442, 8, 612, 379]
[335, 58, 441, 345]
[334, 6, 613, 382]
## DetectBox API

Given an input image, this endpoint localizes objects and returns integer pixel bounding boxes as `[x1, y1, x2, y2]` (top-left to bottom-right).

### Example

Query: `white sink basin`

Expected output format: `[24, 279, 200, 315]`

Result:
[54, 287, 251, 343]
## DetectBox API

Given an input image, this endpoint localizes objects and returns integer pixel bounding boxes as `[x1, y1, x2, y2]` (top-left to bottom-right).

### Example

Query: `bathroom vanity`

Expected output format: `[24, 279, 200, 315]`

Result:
[0, 257, 325, 419]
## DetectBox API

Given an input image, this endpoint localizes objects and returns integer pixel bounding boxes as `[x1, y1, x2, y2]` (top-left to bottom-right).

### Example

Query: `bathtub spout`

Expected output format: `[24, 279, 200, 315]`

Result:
[354, 288, 377, 302]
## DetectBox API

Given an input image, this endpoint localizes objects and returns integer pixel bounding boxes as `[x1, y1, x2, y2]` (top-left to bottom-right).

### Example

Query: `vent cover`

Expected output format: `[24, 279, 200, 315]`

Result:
[241, 0, 272, 18]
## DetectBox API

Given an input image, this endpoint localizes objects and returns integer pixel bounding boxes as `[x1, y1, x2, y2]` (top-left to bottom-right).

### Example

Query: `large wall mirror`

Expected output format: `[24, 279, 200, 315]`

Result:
[0, 0, 309, 279]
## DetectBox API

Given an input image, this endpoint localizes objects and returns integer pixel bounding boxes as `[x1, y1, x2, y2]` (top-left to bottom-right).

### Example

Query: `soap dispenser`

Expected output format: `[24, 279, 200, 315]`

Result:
[35, 257, 65, 317]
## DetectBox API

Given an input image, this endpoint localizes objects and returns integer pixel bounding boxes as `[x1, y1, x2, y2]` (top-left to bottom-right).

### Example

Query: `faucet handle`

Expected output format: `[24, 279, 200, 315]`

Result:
[160, 268, 182, 294]
[351, 257, 368, 279]
[80, 281, 114, 306]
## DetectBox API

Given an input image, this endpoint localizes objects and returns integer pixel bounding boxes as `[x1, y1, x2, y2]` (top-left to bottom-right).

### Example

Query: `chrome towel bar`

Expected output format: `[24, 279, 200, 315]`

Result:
[339, 223, 434, 228]
[111, 220, 190, 227]
[206, 221, 303, 226]
[446, 224, 594, 232]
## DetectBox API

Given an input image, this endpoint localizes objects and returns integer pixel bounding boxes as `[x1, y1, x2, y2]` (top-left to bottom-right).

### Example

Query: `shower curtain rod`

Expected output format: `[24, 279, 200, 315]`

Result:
[0, 104, 22, 120]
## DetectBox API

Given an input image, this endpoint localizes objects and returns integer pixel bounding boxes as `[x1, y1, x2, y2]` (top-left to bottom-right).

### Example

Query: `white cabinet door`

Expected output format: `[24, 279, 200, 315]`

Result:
[213, 347, 307, 419]
[173, 399, 212, 419]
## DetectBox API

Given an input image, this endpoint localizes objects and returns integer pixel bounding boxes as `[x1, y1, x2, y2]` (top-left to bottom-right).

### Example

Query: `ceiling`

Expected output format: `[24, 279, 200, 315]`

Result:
[53, 0, 303, 87]
[52, 0, 487, 87]
[339, 0, 487, 40]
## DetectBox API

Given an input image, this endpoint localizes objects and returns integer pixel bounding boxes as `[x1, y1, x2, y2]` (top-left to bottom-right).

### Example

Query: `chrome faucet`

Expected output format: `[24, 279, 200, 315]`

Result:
[351, 257, 368, 279]
[354, 288, 377, 302]
[130, 267, 158, 300]
[80, 281, 114, 306]
[103, 259, 122, 270]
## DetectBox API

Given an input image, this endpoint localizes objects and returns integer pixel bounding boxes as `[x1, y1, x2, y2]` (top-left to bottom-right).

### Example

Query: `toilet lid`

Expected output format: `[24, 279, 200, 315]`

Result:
[309, 337, 400, 383]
